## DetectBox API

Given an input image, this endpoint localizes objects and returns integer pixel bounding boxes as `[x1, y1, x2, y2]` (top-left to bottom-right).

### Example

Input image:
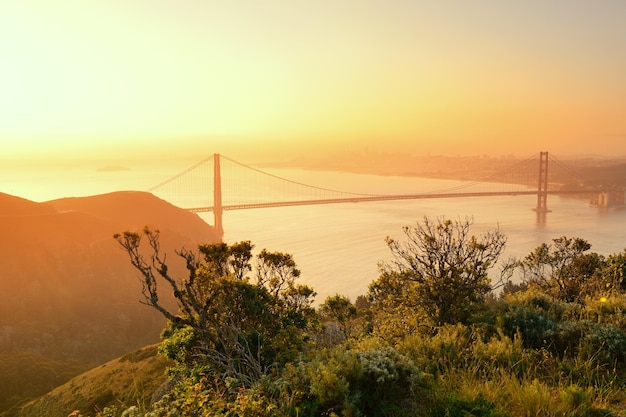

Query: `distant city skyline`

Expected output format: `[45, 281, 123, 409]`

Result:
[2, 1, 625, 160]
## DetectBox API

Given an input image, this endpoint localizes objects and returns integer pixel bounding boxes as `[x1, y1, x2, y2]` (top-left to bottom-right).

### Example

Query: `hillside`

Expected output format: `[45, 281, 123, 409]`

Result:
[2, 344, 172, 417]
[0, 191, 219, 413]
[47, 191, 214, 243]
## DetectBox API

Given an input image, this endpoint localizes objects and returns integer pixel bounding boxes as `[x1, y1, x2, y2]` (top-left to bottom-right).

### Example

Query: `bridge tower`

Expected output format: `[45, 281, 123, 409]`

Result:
[535, 151, 549, 213]
[213, 153, 224, 237]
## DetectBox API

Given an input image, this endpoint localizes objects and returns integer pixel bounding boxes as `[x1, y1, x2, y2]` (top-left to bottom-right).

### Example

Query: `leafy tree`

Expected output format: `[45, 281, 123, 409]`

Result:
[598, 250, 626, 293]
[114, 228, 316, 387]
[519, 237, 605, 301]
[372, 216, 509, 327]
[319, 294, 357, 339]
[354, 294, 372, 310]
[367, 270, 425, 339]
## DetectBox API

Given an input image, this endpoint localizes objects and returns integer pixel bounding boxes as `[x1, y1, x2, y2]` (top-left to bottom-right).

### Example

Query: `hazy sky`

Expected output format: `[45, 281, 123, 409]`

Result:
[2, 0, 626, 159]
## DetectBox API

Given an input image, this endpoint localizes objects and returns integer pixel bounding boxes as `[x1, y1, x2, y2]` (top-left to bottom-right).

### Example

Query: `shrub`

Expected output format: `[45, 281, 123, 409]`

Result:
[501, 305, 556, 350]
[580, 324, 626, 366]
[399, 324, 473, 375]
[543, 320, 586, 359]
[558, 384, 593, 416]
[305, 346, 424, 416]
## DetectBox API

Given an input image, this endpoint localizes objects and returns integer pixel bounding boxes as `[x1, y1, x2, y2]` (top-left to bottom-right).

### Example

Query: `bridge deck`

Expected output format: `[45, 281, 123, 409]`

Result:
[186, 189, 596, 213]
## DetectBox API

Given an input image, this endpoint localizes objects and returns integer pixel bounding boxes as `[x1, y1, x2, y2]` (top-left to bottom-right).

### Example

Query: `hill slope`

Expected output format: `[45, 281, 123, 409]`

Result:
[2, 344, 171, 417]
[0, 191, 218, 412]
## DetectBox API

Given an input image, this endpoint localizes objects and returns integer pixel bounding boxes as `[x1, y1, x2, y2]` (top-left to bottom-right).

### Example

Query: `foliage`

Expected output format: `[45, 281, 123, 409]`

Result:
[598, 250, 626, 293]
[580, 323, 626, 366]
[501, 304, 557, 350]
[399, 324, 473, 375]
[366, 269, 426, 340]
[319, 294, 358, 339]
[519, 237, 606, 302]
[108, 229, 626, 416]
[307, 344, 424, 416]
[374, 216, 509, 326]
[115, 229, 317, 387]
[119, 340, 425, 417]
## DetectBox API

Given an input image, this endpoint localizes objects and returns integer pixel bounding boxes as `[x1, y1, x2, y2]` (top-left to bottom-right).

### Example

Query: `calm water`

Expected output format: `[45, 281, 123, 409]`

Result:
[3, 162, 625, 303]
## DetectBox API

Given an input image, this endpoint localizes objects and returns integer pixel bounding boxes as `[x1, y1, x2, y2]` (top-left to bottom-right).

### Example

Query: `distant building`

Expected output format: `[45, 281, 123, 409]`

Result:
[592, 190, 626, 207]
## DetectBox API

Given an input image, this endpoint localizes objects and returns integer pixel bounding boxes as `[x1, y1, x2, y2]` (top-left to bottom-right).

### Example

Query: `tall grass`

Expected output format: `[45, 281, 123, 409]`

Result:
[396, 317, 623, 417]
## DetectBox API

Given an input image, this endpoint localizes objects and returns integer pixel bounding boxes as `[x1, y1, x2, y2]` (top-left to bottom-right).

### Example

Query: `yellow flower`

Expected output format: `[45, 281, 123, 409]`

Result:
[600, 297, 608, 303]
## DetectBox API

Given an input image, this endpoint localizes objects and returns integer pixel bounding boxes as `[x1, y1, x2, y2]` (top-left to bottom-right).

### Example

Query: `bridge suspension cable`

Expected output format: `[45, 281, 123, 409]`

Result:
[220, 155, 382, 199]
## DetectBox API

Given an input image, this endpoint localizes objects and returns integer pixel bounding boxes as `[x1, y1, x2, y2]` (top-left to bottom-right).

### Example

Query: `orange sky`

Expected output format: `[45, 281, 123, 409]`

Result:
[1, 0, 626, 160]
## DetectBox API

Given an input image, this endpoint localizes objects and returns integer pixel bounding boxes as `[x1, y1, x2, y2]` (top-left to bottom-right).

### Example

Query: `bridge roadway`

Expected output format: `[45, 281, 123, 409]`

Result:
[186, 189, 595, 213]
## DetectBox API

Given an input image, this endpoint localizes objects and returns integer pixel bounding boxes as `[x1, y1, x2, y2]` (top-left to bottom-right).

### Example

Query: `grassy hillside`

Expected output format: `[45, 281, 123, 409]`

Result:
[1, 345, 171, 417]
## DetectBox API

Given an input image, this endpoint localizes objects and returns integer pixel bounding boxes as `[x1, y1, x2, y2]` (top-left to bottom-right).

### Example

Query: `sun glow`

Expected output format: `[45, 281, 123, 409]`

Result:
[1, 1, 625, 159]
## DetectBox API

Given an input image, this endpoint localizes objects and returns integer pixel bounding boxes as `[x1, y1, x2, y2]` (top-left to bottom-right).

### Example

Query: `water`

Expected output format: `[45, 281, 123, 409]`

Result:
[3, 161, 625, 304]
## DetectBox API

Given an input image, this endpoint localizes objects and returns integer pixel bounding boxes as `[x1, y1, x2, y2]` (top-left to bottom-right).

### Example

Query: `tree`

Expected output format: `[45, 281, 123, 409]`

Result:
[519, 236, 604, 301]
[371, 216, 509, 327]
[319, 294, 357, 339]
[599, 250, 626, 293]
[114, 228, 317, 387]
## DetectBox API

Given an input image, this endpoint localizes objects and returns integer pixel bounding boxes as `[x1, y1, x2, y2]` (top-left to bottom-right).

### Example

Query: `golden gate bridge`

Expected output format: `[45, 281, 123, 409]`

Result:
[149, 152, 598, 235]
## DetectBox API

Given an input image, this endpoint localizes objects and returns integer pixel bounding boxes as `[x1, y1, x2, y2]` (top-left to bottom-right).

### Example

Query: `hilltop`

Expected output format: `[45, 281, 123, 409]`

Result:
[0, 191, 219, 413]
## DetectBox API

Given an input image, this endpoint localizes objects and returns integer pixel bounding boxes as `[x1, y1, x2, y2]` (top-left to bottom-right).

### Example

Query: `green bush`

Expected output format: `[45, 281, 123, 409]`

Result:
[304, 345, 424, 416]
[103, 233, 626, 417]
[581, 324, 626, 366]
[501, 305, 556, 350]
[543, 320, 586, 359]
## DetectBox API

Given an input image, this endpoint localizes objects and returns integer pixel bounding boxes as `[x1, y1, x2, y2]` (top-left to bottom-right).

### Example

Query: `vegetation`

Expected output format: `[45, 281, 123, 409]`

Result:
[114, 229, 318, 388]
[374, 216, 511, 327]
[14, 215, 626, 416]
[3, 345, 171, 417]
[0, 352, 88, 413]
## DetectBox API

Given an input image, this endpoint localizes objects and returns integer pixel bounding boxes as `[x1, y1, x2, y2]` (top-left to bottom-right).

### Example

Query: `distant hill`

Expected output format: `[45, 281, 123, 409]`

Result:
[576, 162, 626, 188]
[47, 191, 214, 243]
[0, 191, 219, 413]
[0, 192, 56, 216]
[264, 152, 626, 187]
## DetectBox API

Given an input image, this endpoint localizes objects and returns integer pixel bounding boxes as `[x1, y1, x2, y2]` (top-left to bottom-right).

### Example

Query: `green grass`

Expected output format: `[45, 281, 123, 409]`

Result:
[1, 345, 171, 417]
